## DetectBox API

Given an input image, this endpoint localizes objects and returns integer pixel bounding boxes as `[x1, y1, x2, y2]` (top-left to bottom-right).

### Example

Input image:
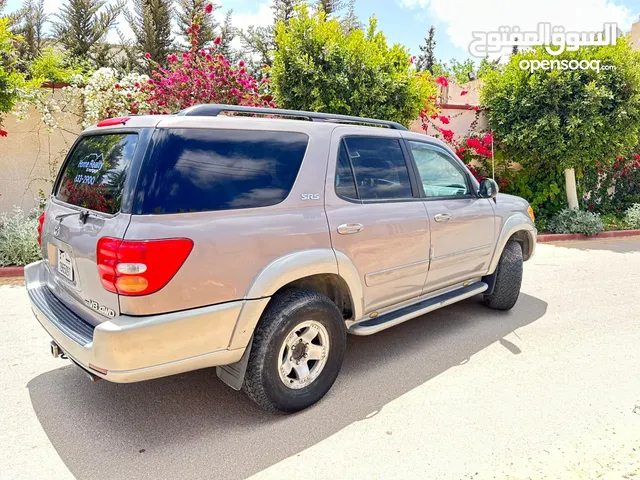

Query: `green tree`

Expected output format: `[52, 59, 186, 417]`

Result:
[217, 10, 235, 61]
[317, 0, 343, 17]
[272, 6, 437, 126]
[340, 0, 361, 33]
[482, 39, 640, 209]
[240, 0, 303, 74]
[416, 25, 436, 73]
[177, 0, 217, 48]
[29, 47, 82, 83]
[0, 18, 38, 135]
[476, 57, 501, 79]
[126, 0, 173, 68]
[272, 0, 302, 23]
[12, 0, 47, 63]
[52, 0, 124, 66]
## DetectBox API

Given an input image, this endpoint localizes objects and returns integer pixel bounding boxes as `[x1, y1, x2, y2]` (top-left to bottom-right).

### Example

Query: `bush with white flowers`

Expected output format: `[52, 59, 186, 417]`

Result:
[64, 68, 151, 128]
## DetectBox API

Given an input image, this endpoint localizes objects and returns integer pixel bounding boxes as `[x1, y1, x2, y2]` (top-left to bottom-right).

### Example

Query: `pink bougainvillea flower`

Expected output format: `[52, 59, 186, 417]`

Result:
[635, 153, 640, 160]
[114, 84, 121, 89]
[482, 132, 493, 146]
[238, 60, 245, 67]
[435, 76, 448, 87]
[409, 56, 416, 64]
[167, 54, 178, 63]
[429, 113, 438, 120]
[204, 3, 214, 14]
[440, 129, 454, 142]
[0, 129, 7, 137]
[439, 115, 450, 124]
[144, 52, 151, 59]
[460, 90, 469, 96]
[473, 106, 480, 111]
[213, 36, 221, 45]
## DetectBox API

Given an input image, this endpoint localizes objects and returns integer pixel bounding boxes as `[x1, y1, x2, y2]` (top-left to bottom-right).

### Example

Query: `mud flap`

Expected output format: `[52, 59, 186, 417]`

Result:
[216, 338, 252, 391]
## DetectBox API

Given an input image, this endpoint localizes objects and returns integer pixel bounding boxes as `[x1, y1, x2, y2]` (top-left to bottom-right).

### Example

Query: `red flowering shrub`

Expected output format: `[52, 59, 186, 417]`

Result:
[581, 152, 640, 214]
[143, 4, 273, 113]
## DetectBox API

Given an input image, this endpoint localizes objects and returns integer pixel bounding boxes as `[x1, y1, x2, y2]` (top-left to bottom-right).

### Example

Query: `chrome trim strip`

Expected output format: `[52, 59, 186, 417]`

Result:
[364, 258, 430, 287]
[432, 243, 493, 261]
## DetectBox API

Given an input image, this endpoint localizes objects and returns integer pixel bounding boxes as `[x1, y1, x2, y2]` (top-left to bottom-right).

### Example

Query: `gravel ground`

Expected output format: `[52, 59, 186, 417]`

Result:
[1, 238, 639, 480]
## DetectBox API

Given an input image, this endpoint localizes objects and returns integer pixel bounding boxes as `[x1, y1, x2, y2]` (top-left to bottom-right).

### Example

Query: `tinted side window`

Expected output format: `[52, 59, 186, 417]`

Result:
[56, 134, 139, 214]
[344, 137, 413, 200]
[335, 142, 358, 200]
[408, 142, 470, 198]
[135, 129, 308, 214]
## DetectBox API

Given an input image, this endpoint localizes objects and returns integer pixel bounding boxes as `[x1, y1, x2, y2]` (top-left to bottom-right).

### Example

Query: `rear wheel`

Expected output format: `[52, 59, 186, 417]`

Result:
[483, 241, 523, 311]
[242, 288, 347, 413]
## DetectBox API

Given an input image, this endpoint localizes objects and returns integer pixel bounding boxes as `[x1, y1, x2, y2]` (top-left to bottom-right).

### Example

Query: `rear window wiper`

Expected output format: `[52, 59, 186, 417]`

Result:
[55, 209, 92, 224]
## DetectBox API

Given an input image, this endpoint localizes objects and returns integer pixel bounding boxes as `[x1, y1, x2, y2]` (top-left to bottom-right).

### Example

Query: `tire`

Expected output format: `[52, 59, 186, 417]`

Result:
[242, 288, 347, 413]
[483, 241, 523, 311]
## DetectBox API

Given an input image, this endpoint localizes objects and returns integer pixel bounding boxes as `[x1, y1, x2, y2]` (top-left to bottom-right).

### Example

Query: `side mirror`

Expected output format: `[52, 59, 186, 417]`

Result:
[478, 178, 499, 199]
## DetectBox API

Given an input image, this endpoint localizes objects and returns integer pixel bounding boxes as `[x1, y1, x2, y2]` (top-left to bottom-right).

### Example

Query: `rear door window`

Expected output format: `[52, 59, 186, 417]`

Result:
[55, 133, 139, 214]
[343, 137, 413, 200]
[134, 129, 309, 214]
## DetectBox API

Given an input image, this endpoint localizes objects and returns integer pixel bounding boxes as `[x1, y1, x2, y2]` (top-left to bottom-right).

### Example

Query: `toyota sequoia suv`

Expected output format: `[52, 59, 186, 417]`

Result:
[25, 104, 536, 413]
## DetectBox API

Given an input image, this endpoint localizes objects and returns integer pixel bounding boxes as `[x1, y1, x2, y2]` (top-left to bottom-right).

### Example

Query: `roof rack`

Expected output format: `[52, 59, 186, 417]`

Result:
[177, 104, 408, 131]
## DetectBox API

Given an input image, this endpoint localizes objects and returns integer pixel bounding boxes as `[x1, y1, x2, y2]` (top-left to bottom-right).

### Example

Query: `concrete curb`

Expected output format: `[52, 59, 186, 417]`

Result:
[537, 229, 640, 243]
[0, 266, 25, 277]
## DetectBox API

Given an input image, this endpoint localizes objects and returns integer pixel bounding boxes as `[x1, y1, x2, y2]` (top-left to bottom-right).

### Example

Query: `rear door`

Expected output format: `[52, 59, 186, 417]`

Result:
[324, 129, 431, 314]
[404, 140, 495, 292]
[42, 131, 144, 325]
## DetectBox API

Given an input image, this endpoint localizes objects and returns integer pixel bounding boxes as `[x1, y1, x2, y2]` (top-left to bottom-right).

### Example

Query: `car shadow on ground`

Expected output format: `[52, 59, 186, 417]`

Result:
[28, 293, 547, 480]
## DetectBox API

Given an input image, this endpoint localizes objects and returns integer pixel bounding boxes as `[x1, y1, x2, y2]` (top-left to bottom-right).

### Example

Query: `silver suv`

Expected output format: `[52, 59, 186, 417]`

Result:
[26, 105, 536, 413]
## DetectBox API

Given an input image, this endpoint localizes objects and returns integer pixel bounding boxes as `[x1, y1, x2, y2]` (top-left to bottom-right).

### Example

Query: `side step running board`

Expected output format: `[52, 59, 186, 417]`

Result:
[348, 282, 488, 336]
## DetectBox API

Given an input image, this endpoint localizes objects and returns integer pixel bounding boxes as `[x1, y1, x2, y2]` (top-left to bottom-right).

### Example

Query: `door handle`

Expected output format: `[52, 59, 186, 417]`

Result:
[434, 213, 452, 223]
[337, 223, 364, 235]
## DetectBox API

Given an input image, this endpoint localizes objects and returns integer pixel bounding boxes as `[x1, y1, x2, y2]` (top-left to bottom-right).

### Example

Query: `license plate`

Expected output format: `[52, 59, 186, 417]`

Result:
[57, 249, 74, 282]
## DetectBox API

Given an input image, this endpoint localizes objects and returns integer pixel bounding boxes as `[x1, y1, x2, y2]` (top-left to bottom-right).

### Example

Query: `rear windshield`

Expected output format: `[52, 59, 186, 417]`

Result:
[56, 133, 139, 214]
[134, 129, 308, 214]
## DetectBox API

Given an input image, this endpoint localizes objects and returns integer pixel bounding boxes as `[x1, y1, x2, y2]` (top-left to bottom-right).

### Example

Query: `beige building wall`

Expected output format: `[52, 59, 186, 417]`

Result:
[630, 16, 640, 50]
[409, 78, 488, 140]
[0, 88, 81, 214]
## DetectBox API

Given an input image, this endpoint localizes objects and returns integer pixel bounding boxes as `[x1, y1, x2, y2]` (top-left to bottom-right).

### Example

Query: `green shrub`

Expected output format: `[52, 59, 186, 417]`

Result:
[30, 47, 83, 84]
[0, 207, 41, 267]
[272, 5, 437, 127]
[548, 209, 604, 236]
[600, 213, 631, 231]
[624, 203, 640, 229]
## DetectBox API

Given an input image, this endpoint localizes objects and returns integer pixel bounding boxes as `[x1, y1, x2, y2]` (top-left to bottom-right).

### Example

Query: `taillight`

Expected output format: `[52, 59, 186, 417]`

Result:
[37, 212, 45, 248]
[96, 237, 193, 296]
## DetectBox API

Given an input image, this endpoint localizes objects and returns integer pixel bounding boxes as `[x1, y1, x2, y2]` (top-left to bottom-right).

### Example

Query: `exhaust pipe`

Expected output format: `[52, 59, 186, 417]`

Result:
[51, 341, 100, 382]
[50, 341, 65, 359]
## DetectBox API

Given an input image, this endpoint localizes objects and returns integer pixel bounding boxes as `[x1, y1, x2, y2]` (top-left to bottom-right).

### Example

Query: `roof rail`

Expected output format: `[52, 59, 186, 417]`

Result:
[177, 104, 408, 131]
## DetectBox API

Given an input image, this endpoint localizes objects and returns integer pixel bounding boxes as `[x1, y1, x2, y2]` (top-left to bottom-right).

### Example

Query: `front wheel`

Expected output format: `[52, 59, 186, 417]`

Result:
[242, 289, 347, 413]
[483, 241, 523, 311]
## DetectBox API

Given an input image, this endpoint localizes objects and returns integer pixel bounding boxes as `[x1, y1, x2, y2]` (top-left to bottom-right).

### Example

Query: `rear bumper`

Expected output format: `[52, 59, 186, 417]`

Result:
[25, 261, 251, 383]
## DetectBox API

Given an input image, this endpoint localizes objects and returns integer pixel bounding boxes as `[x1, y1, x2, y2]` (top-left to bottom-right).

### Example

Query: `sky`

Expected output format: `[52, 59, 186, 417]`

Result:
[5, 0, 640, 64]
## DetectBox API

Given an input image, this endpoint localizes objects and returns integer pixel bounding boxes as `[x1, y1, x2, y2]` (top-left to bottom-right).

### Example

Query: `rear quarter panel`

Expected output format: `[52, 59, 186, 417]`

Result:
[120, 120, 334, 315]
